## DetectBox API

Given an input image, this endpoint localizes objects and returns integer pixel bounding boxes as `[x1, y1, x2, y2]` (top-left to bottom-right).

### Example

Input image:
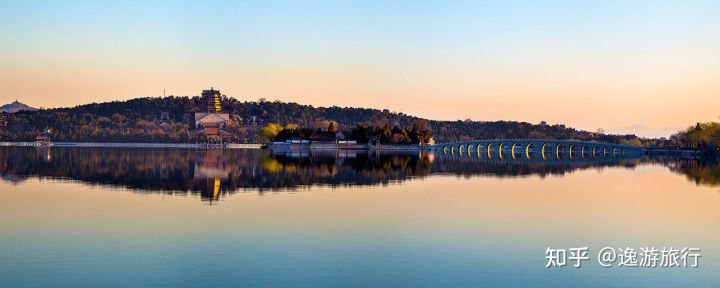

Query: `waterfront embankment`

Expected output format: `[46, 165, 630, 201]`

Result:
[0, 142, 426, 151]
[0, 142, 263, 149]
[642, 148, 701, 157]
[269, 142, 429, 151]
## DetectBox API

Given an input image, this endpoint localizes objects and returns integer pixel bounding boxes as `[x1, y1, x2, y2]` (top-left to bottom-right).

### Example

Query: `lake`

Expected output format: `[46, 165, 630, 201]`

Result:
[1, 147, 718, 287]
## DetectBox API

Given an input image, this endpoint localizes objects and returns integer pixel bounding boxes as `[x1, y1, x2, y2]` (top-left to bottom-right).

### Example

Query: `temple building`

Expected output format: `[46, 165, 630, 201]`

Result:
[34, 128, 52, 146]
[191, 88, 234, 141]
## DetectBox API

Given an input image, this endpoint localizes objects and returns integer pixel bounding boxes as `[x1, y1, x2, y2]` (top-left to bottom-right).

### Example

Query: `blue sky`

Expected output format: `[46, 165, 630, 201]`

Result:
[2, 0, 719, 137]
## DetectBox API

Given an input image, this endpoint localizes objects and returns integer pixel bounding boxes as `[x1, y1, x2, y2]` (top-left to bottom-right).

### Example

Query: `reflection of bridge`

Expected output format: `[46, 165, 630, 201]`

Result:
[432, 139, 642, 160]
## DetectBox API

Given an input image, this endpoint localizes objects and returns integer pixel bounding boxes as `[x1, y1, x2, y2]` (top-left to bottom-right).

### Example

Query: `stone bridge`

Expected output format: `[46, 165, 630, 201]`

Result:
[431, 139, 642, 160]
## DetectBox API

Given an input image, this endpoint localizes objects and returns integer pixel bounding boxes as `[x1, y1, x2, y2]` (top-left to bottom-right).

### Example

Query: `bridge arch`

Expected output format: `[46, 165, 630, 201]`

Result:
[525, 143, 533, 160]
[487, 143, 494, 159]
[555, 143, 564, 160]
[592, 146, 598, 158]
[541, 143, 550, 160]
[511, 143, 519, 160]
[498, 143, 505, 160]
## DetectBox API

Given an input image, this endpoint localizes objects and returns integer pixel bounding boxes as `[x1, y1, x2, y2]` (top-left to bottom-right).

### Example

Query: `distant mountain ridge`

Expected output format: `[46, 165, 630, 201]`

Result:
[0, 100, 37, 113]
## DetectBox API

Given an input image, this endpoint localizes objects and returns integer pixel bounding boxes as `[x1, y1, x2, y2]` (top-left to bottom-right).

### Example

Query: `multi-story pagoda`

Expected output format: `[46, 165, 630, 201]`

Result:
[192, 88, 233, 141]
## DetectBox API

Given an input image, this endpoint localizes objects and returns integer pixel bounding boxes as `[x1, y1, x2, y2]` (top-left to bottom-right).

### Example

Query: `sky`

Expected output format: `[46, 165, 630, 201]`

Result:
[1, 0, 719, 138]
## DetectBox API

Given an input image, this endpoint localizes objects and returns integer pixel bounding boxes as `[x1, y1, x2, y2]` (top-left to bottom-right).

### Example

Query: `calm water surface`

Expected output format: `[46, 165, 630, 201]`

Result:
[0, 147, 719, 287]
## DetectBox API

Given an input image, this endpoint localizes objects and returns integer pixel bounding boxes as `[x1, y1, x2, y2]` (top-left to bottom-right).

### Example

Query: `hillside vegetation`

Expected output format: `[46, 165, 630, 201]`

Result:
[0, 96, 654, 145]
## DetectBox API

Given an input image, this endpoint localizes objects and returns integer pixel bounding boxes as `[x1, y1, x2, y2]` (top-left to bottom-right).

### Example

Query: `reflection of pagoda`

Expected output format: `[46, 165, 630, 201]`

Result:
[192, 150, 231, 203]
[191, 88, 233, 141]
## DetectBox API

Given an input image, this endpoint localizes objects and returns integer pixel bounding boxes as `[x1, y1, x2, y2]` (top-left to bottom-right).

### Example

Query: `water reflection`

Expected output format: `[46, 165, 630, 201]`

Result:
[0, 147, 718, 203]
[647, 156, 720, 187]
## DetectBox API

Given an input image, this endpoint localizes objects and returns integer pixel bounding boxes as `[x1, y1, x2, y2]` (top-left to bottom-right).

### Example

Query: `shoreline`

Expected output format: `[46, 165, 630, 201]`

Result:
[0, 142, 707, 157]
[0, 142, 429, 151]
[0, 142, 263, 149]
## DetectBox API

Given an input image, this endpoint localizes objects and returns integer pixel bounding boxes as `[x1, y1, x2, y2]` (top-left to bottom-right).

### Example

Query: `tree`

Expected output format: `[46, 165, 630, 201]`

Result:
[620, 138, 642, 147]
[327, 121, 337, 133]
[683, 122, 720, 147]
[259, 123, 283, 141]
[410, 119, 432, 145]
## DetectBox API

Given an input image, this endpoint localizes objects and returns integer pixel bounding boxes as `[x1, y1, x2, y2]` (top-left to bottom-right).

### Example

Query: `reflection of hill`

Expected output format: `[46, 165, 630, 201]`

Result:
[650, 156, 720, 187]
[1, 147, 718, 203]
[0, 148, 435, 202]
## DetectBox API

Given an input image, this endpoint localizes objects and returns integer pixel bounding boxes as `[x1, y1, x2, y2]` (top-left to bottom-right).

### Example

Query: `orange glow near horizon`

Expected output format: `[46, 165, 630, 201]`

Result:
[1, 1, 720, 138]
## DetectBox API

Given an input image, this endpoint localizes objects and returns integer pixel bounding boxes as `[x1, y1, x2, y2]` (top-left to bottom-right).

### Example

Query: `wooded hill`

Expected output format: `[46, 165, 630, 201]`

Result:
[0, 95, 651, 145]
